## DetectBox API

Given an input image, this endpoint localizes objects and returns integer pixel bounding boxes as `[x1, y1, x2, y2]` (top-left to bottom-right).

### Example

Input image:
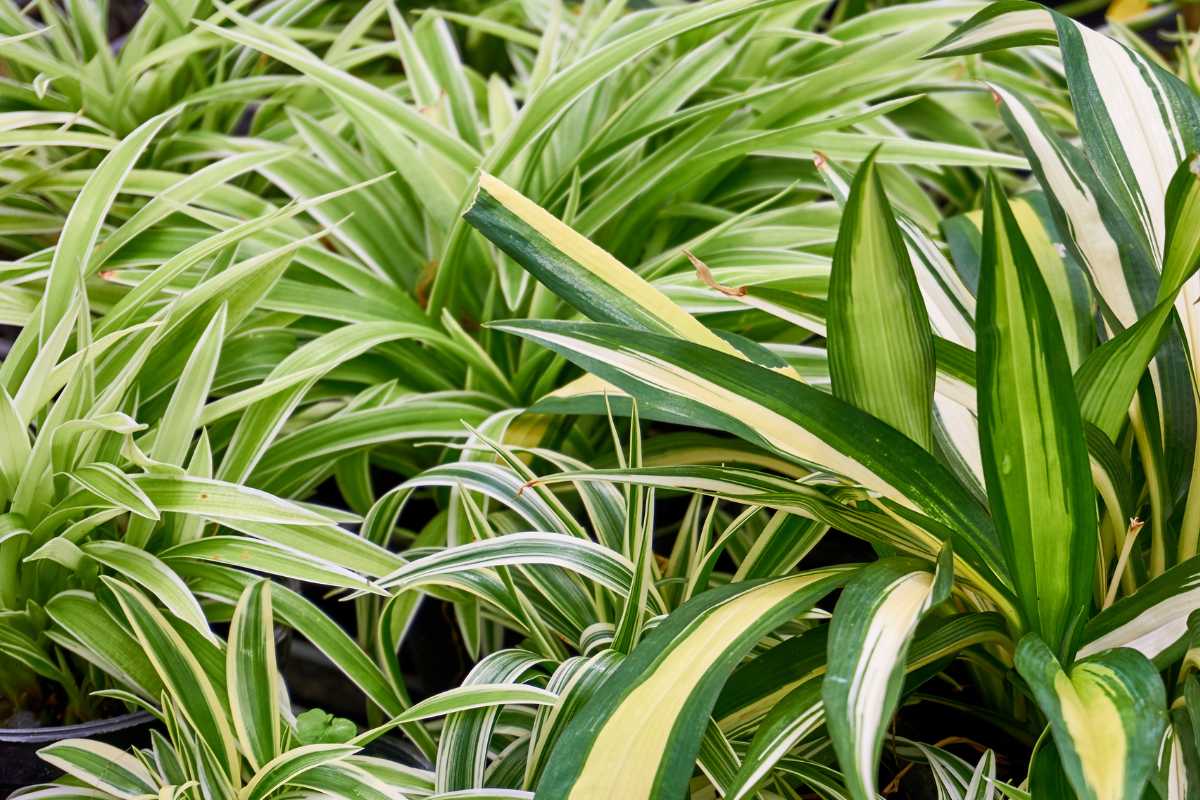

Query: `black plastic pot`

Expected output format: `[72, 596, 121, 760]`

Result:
[0, 710, 157, 795]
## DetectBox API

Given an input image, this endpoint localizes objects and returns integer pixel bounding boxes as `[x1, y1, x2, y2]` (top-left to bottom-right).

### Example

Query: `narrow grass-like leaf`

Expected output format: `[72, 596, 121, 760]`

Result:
[395, 684, 558, 724]
[37, 107, 177, 345]
[36, 740, 158, 799]
[373, 532, 634, 596]
[227, 580, 281, 771]
[43, 590, 163, 698]
[164, 537, 378, 595]
[151, 304, 226, 468]
[81, 541, 211, 640]
[243, 744, 359, 800]
[104, 577, 239, 782]
[131, 474, 334, 525]
[66, 463, 159, 521]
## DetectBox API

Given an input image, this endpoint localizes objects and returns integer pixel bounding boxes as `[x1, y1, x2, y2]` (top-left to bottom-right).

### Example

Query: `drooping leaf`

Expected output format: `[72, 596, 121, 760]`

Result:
[823, 549, 953, 799]
[535, 569, 850, 799]
[1015, 634, 1167, 800]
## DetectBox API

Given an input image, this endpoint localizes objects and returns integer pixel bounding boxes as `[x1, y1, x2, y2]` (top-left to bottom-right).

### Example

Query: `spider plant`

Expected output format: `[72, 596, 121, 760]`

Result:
[407, 3, 1200, 795]
[15, 579, 435, 800]
[0, 0, 1037, 514]
[0, 116, 402, 726]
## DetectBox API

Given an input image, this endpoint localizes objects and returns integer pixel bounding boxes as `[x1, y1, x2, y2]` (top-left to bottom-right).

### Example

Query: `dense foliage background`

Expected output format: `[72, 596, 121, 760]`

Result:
[2, 1, 1200, 798]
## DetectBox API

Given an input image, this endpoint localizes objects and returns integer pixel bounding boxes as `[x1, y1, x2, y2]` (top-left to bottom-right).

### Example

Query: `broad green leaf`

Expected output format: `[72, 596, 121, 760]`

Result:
[976, 175, 1095, 655]
[934, 0, 1200, 525]
[296, 708, 357, 745]
[535, 568, 849, 799]
[1015, 634, 1167, 800]
[941, 193, 1093, 370]
[828, 148, 935, 450]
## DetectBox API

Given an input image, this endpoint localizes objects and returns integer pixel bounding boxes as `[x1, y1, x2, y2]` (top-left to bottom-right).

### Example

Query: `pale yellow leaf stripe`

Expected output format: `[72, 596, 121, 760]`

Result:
[566, 571, 837, 799]
[1056, 663, 1128, 800]
[846, 571, 936, 784]
[529, 328, 912, 508]
[478, 173, 787, 370]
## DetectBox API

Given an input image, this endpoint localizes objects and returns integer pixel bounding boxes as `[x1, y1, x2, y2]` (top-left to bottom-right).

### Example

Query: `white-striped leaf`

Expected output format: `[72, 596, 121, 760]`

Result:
[823, 549, 953, 800]
[394, 683, 558, 724]
[81, 541, 211, 640]
[67, 463, 159, 520]
[227, 580, 281, 770]
[373, 532, 635, 596]
[243, 744, 360, 800]
[163, 536, 378, 595]
[534, 568, 850, 799]
[493, 319, 1008, 597]
[1079, 554, 1200, 664]
[36, 740, 158, 800]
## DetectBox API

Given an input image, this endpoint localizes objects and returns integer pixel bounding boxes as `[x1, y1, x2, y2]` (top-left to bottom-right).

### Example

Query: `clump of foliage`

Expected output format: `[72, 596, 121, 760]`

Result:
[12, 580, 435, 800]
[10, 1, 1200, 800]
[376, 3, 1200, 796]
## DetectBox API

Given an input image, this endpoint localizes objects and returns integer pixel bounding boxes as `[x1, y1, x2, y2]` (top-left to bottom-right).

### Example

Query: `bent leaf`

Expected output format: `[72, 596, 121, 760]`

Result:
[535, 568, 850, 799]
[824, 549, 953, 800]
[1015, 634, 1167, 800]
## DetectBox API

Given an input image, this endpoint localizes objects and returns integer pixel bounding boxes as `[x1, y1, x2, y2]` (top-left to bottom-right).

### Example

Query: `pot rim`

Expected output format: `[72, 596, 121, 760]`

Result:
[0, 709, 154, 745]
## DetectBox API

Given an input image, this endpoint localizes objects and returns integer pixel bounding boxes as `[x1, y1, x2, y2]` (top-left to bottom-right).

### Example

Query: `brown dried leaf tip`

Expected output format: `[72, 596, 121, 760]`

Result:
[684, 249, 745, 298]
